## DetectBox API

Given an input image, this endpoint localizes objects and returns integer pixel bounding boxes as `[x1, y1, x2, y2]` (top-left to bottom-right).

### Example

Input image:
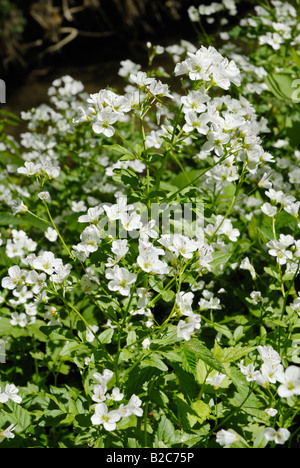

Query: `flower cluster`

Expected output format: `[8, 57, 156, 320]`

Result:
[0, 0, 300, 448]
[90, 369, 143, 431]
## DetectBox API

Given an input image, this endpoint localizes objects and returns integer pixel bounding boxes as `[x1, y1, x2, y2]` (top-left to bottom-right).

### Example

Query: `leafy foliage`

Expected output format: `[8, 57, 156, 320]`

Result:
[0, 0, 300, 449]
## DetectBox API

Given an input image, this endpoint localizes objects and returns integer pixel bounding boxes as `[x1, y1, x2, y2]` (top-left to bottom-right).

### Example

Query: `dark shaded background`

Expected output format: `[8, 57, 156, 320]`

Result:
[0, 0, 253, 114]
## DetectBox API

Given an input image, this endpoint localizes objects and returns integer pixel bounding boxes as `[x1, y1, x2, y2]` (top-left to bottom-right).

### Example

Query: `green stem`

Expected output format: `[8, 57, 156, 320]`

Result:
[114, 291, 135, 386]
[43, 201, 73, 259]
[59, 294, 114, 362]
[143, 377, 157, 447]
[27, 210, 51, 226]
[209, 161, 247, 243]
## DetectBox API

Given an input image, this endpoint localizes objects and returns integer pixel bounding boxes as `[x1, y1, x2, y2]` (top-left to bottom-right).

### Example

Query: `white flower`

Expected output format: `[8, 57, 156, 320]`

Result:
[137, 240, 169, 275]
[120, 211, 143, 231]
[240, 257, 257, 280]
[266, 239, 293, 265]
[105, 265, 137, 296]
[85, 324, 99, 341]
[44, 306, 61, 326]
[261, 202, 277, 217]
[259, 32, 284, 50]
[45, 227, 58, 242]
[103, 196, 134, 222]
[107, 387, 124, 402]
[187, 5, 200, 22]
[71, 200, 87, 213]
[181, 89, 209, 114]
[176, 320, 195, 341]
[176, 291, 194, 315]
[175, 46, 241, 90]
[78, 205, 104, 223]
[17, 161, 41, 176]
[76, 225, 101, 254]
[38, 191, 50, 201]
[277, 365, 300, 398]
[258, 172, 273, 189]
[32, 251, 62, 275]
[239, 361, 260, 382]
[10, 312, 27, 328]
[257, 345, 281, 368]
[118, 59, 141, 78]
[111, 239, 129, 261]
[11, 286, 33, 305]
[206, 372, 226, 389]
[216, 429, 239, 446]
[139, 219, 158, 241]
[119, 394, 143, 417]
[93, 369, 114, 385]
[1, 265, 24, 290]
[142, 338, 151, 349]
[0, 384, 22, 404]
[0, 424, 16, 443]
[256, 361, 284, 385]
[170, 235, 199, 259]
[11, 198, 28, 215]
[129, 71, 153, 87]
[183, 110, 210, 135]
[91, 403, 121, 431]
[92, 384, 107, 403]
[264, 427, 290, 445]
[92, 108, 119, 137]
[264, 408, 278, 417]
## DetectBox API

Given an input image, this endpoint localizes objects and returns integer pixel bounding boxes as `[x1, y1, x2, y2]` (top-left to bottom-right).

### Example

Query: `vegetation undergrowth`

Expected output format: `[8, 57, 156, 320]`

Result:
[0, 0, 300, 449]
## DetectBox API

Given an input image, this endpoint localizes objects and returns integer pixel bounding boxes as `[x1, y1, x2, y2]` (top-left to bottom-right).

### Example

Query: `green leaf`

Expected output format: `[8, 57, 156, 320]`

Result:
[227, 367, 269, 422]
[0, 212, 23, 226]
[59, 341, 81, 357]
[189, 400, 211, 426]
[182, 339, 224, 373]
[161, 289, 175, 302]
[195, 359, 207, 385]
[172, 363, 198, 401]
[285, 113, 300, 147]
[264, 265, 281, 280]
[5, 401, 32, 432]
[126, 330, 136, 347]
[99, 328, 114, 344]
[210, 251, 232, 268]
[213, 342, 256, 364]
[103, 143, 134, 158]
[292, 48, 300, 71]
[154, 415, 177, 446]
[265, 71, 294, 101]
[142, 353, 169, 371]
[0, 317, 12, 334]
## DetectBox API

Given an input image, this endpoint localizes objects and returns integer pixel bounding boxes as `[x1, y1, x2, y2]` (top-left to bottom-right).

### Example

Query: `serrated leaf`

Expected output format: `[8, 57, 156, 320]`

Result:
[142, 353, 168, 371]
[154, 415, 176, 445]
[182, 339, 224, 373]
[5, 401, 32, 432]
[172, 363, 198, 402]
[189, 400, 211, 426]
[213, 342, 256, 364]
[195, 359, 208, 385]
[227, 367, 269, 422]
